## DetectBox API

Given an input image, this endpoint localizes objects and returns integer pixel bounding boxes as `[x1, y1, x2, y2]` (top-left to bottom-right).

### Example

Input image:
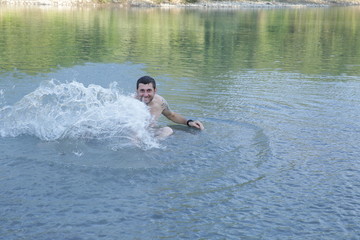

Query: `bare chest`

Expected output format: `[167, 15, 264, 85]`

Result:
[149, 100, 164, 120]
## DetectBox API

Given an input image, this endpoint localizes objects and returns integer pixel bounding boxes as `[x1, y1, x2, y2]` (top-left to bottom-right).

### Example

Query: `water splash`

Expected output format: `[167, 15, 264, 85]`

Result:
[0, 80, 159, 149]
[0, 89, 5, 106]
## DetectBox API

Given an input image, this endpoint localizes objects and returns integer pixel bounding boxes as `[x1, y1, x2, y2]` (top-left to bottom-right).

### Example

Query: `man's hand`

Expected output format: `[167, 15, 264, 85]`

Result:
[188, 120, 205, 130]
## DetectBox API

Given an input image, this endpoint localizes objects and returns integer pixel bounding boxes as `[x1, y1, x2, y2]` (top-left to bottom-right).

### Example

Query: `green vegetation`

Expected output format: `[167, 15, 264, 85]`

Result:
[0, 0, 359, 5]
[0, 7, 359, 77]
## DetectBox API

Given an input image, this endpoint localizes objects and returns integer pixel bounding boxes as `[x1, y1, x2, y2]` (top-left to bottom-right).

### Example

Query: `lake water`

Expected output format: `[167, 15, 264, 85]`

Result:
[1, 5, 360, 239]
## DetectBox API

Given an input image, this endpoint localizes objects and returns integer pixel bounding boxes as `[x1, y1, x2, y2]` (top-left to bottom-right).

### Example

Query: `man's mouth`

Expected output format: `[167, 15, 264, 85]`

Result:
[140, 97, 149, 103]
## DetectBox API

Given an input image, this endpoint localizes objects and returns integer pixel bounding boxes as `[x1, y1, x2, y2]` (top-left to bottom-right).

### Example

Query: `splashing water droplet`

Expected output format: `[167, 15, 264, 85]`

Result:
[0, 80, 160, 149]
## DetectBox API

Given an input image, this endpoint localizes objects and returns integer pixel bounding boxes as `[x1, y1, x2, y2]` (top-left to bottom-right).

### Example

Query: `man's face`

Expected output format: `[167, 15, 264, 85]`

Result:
[137, 83, 156, 104]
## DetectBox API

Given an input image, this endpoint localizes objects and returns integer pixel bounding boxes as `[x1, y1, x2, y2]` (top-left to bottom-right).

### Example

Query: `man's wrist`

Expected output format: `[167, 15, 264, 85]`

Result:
[186, 119, 194, 127]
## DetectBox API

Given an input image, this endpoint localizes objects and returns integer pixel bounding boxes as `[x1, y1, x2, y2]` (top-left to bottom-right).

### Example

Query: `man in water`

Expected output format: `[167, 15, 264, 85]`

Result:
[135, 76, 204, 138]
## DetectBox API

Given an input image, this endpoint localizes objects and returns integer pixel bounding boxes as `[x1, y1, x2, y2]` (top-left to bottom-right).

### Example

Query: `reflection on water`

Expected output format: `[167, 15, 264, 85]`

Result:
[1, 5, 360, 240]
[1, 6, 360, 77]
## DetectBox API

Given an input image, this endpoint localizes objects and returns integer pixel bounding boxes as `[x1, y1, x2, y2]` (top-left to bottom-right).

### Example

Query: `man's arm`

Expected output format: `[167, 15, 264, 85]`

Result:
[161, 98, 204, 130]
[161, 98, 186, 124]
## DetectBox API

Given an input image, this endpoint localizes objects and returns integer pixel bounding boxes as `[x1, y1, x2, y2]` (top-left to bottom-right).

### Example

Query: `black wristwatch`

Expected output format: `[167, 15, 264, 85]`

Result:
[186, 119, 194, 127]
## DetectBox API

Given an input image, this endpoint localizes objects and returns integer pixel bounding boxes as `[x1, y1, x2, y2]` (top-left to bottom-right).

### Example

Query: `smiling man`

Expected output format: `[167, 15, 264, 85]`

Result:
[135, 76, 204, 138]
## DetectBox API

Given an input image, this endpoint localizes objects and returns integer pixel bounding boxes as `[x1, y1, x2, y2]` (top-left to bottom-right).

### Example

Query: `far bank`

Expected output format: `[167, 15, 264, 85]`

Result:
[1, 0, 360, 7]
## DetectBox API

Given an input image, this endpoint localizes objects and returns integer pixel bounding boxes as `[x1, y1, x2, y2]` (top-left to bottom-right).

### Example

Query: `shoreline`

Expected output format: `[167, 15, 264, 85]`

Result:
[0, 0, 360, 8]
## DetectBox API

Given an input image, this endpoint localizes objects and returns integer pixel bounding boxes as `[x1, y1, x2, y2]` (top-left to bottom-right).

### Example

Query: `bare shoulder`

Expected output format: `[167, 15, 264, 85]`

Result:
[153, 94, 170, 110]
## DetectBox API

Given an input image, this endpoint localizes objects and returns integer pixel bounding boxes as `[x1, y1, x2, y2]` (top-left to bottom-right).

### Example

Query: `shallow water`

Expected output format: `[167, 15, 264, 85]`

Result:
[1, 5, 360, 239]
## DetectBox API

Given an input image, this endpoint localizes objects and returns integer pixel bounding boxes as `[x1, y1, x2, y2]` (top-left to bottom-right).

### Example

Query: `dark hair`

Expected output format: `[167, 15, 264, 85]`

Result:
[136, 76, 156, 89]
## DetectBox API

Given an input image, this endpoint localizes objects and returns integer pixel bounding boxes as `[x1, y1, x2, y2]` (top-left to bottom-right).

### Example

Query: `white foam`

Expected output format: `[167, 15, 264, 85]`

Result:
[0, 80, 160, 149]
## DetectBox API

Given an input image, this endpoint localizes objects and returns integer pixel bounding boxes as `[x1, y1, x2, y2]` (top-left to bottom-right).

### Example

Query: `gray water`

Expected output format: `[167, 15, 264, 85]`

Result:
[1, 5, 360, 240]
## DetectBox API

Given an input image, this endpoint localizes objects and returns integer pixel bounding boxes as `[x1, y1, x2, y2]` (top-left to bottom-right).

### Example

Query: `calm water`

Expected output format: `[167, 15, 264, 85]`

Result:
[1, 5, 360, 239]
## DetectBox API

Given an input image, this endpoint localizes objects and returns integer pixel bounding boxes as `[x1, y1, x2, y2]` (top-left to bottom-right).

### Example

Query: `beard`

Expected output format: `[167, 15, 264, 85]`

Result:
[140, 95, 153, 105]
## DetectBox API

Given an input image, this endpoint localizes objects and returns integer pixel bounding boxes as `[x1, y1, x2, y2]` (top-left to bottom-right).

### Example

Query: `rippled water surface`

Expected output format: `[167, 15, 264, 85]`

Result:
[1, 5, 360, 239]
